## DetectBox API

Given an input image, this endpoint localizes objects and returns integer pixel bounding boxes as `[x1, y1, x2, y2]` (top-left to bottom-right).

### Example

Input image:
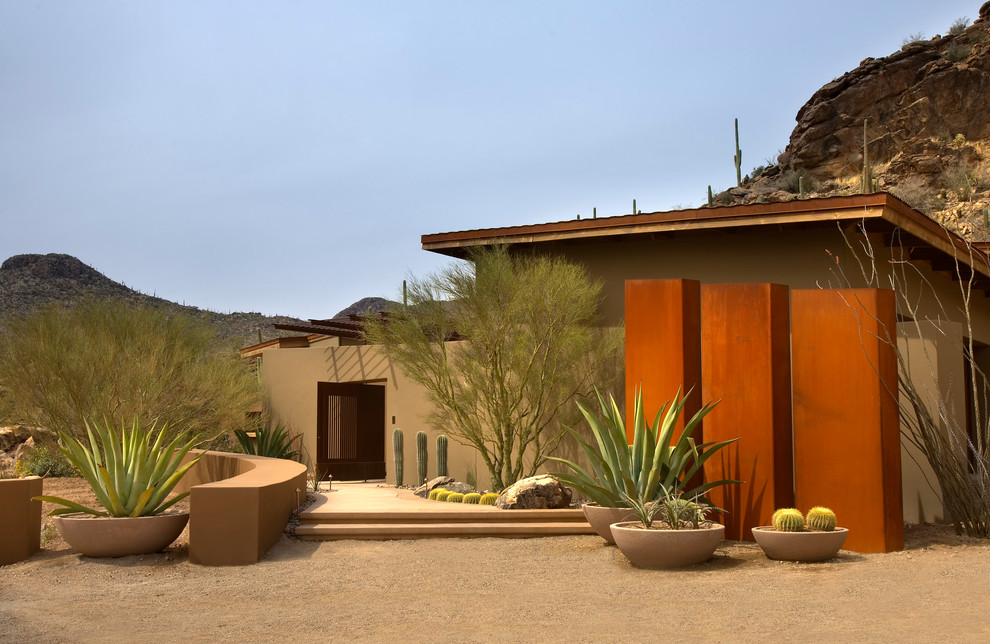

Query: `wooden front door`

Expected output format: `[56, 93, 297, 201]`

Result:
[316, 382, 386, 481]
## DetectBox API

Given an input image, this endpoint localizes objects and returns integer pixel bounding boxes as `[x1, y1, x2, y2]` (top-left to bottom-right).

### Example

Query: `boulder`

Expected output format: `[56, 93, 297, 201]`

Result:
[414, 476, 454, 498]
[495, 475, 573, 509]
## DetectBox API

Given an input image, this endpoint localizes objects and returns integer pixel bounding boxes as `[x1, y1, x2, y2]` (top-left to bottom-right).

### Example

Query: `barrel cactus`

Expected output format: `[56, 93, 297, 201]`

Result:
[772, 508, 805, 532]
[428, 488, 446, 501]
[479, 493, 499, 506]
[446, 492, 465, 503]
[806, 506, 837, 531]
[462, 493, 482, 504]
[435, 490, 452, 502]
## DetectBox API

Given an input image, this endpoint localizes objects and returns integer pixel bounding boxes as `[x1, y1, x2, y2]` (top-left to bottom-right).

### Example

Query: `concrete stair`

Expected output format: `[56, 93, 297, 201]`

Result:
[295, 487, 595, 540]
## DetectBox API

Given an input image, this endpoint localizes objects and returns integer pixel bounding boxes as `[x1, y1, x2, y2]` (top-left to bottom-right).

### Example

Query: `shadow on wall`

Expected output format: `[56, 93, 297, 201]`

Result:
[322, 344, 391, 382]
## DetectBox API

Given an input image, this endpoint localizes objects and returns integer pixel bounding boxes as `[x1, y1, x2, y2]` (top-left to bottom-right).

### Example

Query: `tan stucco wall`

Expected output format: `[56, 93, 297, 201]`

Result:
[261, 342, 488, 489]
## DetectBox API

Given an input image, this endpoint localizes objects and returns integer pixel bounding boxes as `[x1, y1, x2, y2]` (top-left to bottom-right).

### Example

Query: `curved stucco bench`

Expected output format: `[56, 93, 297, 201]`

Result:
[177, 450, 307, 566]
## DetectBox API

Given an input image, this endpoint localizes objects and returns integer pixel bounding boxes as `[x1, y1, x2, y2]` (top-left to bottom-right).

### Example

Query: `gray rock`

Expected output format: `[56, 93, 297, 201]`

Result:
[414, 476, 454, 498]
[496, 475, 573, 509]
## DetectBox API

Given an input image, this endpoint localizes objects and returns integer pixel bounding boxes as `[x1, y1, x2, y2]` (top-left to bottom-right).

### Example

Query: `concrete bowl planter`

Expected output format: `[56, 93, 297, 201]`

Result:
[610, 521, 725, 569]
[54, 512, 189, 557]
[0, 476, 43, 565]
[582, 504, 637, 544]
[751, 526, 849, 562]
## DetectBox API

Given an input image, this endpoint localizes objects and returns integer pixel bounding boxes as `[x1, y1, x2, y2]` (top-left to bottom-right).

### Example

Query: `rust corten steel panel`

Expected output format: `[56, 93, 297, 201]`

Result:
[701, 283, 793, 541]
[624, 279, 702, 443]
[791, 289, 902, 553]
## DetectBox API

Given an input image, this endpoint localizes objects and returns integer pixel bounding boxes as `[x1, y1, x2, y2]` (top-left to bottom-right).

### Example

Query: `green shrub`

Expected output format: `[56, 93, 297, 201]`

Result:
[0, 298, 260, 443]
[949, 17, 969, 36]
[14, 446, 77, 478]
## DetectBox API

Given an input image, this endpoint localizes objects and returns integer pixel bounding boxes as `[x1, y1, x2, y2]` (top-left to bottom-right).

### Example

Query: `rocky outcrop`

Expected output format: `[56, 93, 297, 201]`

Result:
[780, 4, 990, 180]
[495, 475, 573, 509]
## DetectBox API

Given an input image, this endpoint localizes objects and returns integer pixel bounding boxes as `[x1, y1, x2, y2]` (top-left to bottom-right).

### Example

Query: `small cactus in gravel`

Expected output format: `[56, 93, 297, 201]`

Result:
[462, 493, 482, 504]
[772, 508, 805, 532]
[479, 493, 499, 506]
[806, 506, 837, 531]
[446, 492, 465, 503]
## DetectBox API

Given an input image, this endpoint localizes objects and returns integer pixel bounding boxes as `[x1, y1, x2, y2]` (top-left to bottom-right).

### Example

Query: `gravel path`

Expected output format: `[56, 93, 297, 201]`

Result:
[2, 479, 989, 642]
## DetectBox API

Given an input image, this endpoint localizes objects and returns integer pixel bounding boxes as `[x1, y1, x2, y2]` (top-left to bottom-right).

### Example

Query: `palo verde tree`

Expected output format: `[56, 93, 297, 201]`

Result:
[0, 298, 260, 442]
[364, 247, 622, 491]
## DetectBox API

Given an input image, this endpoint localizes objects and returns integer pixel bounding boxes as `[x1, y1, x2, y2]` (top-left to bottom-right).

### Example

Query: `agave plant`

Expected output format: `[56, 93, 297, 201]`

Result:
[234, 423, 299, 460]
[36, 418, 202, 517]
[622, 487, 722, 530]
[550, 387, 738, 508]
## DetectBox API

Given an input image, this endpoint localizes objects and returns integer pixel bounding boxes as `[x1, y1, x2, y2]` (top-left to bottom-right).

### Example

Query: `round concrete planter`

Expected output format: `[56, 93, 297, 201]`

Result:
[582, 504, 637, 544]
[54, 512, 189, 558]
[751, 526, 849, 562]
[610, 521, 725, 569]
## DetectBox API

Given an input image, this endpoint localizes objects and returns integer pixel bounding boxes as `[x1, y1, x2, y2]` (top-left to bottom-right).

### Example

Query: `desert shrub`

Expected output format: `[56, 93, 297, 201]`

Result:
[0, 298, 260, 442]
[944, 43, 971, 62]
[889, 178, 947, 215]
[902, 32, 925, 46]
[949, 17, 969, 36]
[14, 445, 77, 478]
[365, 247, 623, 491]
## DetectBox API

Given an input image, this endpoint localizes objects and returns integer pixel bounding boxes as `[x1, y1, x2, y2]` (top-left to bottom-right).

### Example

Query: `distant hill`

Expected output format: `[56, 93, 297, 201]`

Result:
[0, 253, 313, 347]
[333, 296, 397, 318]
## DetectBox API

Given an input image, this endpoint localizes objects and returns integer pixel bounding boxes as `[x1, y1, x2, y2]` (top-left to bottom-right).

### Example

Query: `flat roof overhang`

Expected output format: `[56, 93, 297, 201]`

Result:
[421, 193, 990, 287]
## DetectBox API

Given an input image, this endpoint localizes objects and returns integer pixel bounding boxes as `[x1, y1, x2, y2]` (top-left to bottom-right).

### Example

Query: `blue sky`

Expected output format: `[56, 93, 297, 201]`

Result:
[0, 1, 978, 319]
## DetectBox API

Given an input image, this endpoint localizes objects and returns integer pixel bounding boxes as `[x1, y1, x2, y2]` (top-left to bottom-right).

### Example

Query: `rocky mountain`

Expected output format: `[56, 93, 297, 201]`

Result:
[718, 2, 990, 239]
[0, 253, 311, 347]
[333, 296, 396, 318]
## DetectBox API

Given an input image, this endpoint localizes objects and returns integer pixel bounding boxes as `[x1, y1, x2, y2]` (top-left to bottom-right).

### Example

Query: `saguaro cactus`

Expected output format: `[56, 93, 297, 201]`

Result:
[416, 431, 428, 485]
[861, 119, 873, 194]
[392, 428, 404, 487]
[436, 435, 448, 477]
[734, 118, 743, 187]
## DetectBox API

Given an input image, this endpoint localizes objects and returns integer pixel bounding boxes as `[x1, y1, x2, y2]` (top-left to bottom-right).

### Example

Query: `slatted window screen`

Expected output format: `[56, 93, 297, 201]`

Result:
[325, 394, 358, 460]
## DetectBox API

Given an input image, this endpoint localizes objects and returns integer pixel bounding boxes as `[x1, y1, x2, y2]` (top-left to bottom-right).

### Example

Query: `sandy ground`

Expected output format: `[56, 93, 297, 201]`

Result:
[2, 479, 990, 643]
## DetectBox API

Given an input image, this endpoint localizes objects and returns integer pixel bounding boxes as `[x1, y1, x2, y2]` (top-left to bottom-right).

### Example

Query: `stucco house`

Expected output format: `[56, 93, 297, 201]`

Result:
[246, 193, 990, 536]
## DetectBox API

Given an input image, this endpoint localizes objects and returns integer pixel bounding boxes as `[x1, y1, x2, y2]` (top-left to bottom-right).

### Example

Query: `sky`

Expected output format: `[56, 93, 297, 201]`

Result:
[0, 1, 980, 319]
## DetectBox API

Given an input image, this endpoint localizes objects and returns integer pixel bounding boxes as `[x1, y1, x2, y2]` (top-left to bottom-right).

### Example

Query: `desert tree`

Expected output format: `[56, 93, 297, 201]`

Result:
[827, 222, 990, 537]
[0, 298, 260, 442]
[364, 247, 623, 491]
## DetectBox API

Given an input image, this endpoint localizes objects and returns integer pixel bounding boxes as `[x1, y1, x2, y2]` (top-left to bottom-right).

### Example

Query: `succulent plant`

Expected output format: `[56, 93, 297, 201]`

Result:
[428, 488, 445, 501]
[416, 431, 428, 486]
[36, 418, 202, 517]
[806, 506, 837, 531]
[772, 508, 805, 532]
[392, 428, 404, 487]
[436, 435, 448, 477]
[435, 490, 452, 502]
[234, 423, 299, 460]
[446, 492, 465, 503]
[462, 492, 482, 504]
[479, 493, 499, 506]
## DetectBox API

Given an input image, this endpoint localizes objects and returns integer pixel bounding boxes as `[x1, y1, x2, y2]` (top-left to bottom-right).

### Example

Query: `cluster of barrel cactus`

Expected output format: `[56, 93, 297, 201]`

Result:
[771, 506, 837, 532]
[426, 488, 499, 505]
